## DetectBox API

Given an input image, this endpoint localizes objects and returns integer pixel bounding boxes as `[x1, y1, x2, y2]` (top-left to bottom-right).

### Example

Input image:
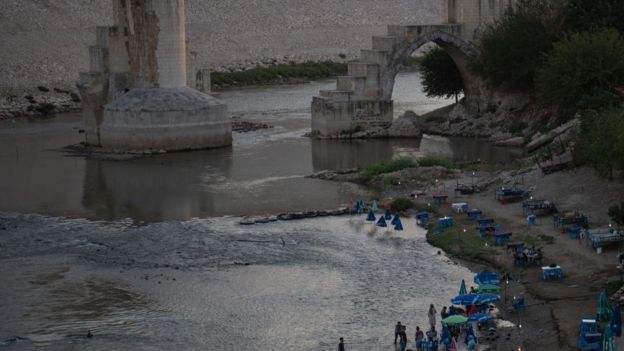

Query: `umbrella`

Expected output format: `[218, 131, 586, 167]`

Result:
[612, 305, 622, 337]
[474, 271, 500, 285]
[459, 279, 467, 296]
[366, 210, 376, 223]
[452, 293, 500, 306]
[597, 290, 614, 322]
[476, 284, 502, 293]
[464, 323, 477, 345]
[603, 323, 616, 351]
[468, 312, 494, 322]
[394, 220, 403, 231]
[384, 208, 392, 220]
[391, 214, 400, 226]
[442, 315, 468, 326]
[376, 216, 387, 228]
[371, 200, 378, 213]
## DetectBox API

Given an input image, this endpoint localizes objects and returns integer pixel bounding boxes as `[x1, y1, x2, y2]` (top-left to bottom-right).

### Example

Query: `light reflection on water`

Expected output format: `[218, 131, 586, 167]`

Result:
[0, 215, 475, 351]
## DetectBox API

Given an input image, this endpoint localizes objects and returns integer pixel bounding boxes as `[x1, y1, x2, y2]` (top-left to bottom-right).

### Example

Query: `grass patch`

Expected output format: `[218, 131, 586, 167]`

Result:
[360, 157, 418, 181]
[417, 156, 455, 169]
[211, 60, 347, 88]
[426, 217, 497, 261]
[537, 234, 555, 244]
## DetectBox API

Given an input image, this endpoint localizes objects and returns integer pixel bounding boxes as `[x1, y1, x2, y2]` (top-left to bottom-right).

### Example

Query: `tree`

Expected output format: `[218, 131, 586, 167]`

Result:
[609, 202, 624, 227]
[417, 48, 464, 102]
[577, 108, 624, 179]
[565, 0, 624, 34]
[470, 0, 563, 90]
[536, 29, 624, 118]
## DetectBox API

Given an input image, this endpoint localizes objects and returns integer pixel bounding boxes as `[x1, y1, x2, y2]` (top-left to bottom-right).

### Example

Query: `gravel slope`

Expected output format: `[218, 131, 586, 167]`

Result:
[0, 0, 440, 91]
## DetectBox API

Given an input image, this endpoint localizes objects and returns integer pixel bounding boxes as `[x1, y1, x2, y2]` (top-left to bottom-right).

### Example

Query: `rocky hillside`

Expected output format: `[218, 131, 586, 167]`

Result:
[0, 0, 440, 92]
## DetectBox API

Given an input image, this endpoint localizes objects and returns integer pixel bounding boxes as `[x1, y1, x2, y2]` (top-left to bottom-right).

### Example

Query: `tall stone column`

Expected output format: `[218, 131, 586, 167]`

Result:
[81, 0, 231, 152]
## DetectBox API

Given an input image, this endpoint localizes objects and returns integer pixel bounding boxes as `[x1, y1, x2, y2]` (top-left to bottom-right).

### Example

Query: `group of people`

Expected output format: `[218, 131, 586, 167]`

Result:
[337, 303, 478, 351]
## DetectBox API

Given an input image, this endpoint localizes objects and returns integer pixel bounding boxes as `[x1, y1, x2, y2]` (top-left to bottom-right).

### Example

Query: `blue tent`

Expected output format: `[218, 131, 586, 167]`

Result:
[376, 216, 387, 228]
[459, 279, 467, 296]
[452, 293, 500, 306]
[366, 210, 376, 222]
[464, 323, 477, 345]
[474, 271, 500, 285]
[384, 208, 392, 220]
[612, 305, 622, 337]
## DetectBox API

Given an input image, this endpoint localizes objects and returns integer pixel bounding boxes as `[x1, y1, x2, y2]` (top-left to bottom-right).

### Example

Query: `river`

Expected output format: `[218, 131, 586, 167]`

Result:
[0, 72, 522, 350]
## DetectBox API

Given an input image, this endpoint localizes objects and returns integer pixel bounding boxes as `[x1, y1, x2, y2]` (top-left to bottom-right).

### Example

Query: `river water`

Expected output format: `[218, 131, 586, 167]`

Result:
[0, 72, 522, 350]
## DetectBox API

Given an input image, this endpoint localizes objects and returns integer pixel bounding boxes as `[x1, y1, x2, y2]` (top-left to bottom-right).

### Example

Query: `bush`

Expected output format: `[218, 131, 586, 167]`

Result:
[34, 102, 56, 116]
[416, 156, 455, 169]
[470, 0, 563, 89]
[508, 120, 529, 135]
[391, 197, 413, 212]
[565, 0, 624, 34]
[211, 61, 347, 87]
[537, 29, 624, 118]
[609, 202, 624, 226]
[577, 108, 624, 178]
[360, 157, 417, 181]
[417, 48, 464, 101]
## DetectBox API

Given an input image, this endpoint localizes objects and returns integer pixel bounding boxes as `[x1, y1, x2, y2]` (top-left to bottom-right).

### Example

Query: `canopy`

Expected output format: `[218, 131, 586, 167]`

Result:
[366, 210, 376, 222]
[376, 216, 387, 228]
[394, 220, 404, 231]
[468, 312, 494, 322]
[442, 315, 468, 326]
[459, 279, 467, 295]
[597, 290, 614, 322]
[603, 323, 616, 351]
[384, 208, 392, 220]
[476, 284, 501, 293]
[452, 293, 501, 306]
[391, 214, 400, 226]
[474, 271, 500, 285]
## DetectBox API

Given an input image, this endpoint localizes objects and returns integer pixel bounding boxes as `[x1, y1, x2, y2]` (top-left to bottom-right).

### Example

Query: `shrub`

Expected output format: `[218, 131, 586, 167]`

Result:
[211, 61, 347, 87]
[508, 120, 529, 135]
[565, 0, 624, 34]
[609, 202, 624, 226]
[417, 156, 455, 169]
[537, 29, 624, 119]
[417, 48, 464, 102]
[470, 0, 563, 89]
[577, 108, 624, 178]
[34, 102, 56, 116]
[360, 157, 417, 180]
[391, 197, 413, 212]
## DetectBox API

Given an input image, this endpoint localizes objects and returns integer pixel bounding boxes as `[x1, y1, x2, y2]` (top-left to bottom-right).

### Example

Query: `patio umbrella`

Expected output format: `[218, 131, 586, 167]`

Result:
[603, 323, 616, 351]
[394, 217, 403, 231]
[366, 210, 376, 223]
[476, 284, 502, 293]
[391, 214, 400, 226]
[452, 293, 501, 306]
[384, 208, 392, 220]
[459, 279, 467, 296]
[468, 312, 494, 322]
[376, 216, 387, 228]
[597, 290, 614, 322]
[442, 315, 468, 326]
[612, 305, 622, 337]
[464, 323, 477, 345]
[371, 200, 378, 213]
[474, 271, 500, 285]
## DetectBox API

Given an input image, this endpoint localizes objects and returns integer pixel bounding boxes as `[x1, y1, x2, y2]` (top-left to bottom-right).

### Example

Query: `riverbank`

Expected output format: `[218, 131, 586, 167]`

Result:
[393, 165, 624, 350]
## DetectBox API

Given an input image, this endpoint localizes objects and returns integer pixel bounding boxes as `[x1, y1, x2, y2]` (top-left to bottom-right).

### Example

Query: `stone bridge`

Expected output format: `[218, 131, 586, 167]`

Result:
[311, 23, 482, 137]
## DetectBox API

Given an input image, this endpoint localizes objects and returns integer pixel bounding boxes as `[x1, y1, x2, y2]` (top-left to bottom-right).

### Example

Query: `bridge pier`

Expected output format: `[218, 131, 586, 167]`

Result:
[311, 24, 482, 138]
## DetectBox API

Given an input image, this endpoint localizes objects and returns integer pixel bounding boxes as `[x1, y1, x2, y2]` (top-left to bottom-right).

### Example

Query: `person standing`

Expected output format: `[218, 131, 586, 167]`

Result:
[338, 337, 345, 351]
[441, 306, 448, 320]
[399, 326, 408, 351]
[428, 304, 437, 329]
[394, 321, 402, 344]
[415, 326, 424, 351]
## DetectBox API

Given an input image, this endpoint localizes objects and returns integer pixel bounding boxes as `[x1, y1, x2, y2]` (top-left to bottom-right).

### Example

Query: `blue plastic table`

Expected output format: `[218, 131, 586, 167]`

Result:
[438, 216, 454, 228]
[542, 266, 563, 280]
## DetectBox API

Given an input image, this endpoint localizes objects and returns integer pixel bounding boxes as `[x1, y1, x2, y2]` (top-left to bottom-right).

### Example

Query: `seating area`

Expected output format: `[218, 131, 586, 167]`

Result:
[542, 265, 563, 280]
[495, 187, 527, 204]
[554, 212, 589, 230]
[522, 199, 557, 216]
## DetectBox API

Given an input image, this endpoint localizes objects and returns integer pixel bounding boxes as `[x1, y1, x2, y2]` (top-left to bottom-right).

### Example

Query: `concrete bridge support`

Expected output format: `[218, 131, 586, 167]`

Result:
[78, 0, 231, 152]
[311, 24, 483, 137]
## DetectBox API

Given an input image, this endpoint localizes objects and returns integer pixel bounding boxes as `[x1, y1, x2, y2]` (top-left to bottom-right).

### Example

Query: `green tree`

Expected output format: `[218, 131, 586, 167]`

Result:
[565, 0, 624, 34]
[609, 202, 624, 226]
[470, 0, 563, 90]
[577, 108, 624, 179]
[417, 48, 464, 102]
[536, 29, 624, 118]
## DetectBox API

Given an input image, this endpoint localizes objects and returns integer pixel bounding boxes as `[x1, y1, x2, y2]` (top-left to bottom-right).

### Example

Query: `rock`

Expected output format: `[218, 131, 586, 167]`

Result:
[386, 112, 422, 138]
[526, 118, 580, 151]
[494, 136, 525, 147]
